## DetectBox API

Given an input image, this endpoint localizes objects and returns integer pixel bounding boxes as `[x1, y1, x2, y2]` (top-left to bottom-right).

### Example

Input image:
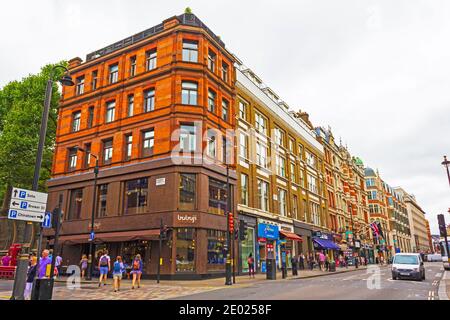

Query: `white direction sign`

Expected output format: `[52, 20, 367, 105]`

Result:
[8, 187, 48, 223]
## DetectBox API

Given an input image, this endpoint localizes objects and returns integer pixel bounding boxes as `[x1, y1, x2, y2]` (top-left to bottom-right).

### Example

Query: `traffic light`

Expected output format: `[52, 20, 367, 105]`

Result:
[228, 212, 234, 233]
[239, 220, 247, 241]
[51, 207, 63, 230]
[438, 214, 447, 237]
[160, 224, 171, 240]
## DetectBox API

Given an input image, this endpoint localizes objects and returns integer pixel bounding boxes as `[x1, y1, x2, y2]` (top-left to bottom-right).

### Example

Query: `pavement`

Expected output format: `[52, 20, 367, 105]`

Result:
[174, 262, 444, 300]
[437, 269, 449, 300]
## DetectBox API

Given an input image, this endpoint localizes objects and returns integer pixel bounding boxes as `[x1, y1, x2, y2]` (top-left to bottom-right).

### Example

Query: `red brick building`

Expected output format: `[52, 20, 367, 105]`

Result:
[46, 13, 237, 279]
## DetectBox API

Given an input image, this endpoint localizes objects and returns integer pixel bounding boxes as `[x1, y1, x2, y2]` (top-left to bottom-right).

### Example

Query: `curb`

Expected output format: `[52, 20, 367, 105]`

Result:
[438, 271, 449, 301]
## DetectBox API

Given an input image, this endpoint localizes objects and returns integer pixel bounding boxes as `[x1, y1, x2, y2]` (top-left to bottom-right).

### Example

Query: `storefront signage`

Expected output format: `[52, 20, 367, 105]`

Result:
[258, 223, 279, 240]
[156, 177, 166, 186]
[176, 214, 198, 224]
[312, 231, 333, 241]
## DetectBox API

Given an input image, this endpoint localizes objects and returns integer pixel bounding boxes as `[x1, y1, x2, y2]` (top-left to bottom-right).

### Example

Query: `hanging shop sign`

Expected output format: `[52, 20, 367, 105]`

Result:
[258, 223, 279, 240]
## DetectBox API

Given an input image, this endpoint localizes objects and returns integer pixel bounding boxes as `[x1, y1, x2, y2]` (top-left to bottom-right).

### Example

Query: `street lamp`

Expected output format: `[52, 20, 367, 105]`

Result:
[225, 164, 232, 286]
[75, 146, 99, 280]
[442, 155, 450, 187]
[11, 65, 73, 300]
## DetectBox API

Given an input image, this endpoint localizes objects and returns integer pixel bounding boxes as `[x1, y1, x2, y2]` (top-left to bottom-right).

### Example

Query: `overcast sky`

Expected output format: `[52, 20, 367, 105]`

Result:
[1, 0, 449, 234]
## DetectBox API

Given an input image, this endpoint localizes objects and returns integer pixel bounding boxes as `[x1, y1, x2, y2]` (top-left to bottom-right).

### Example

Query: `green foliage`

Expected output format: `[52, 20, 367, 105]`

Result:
[0, 62, 67, 201]
[185, 7, 192, 14]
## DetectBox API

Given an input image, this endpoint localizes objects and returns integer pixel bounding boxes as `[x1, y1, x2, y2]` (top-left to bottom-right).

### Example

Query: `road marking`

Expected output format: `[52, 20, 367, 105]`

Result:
[435, 272, 442, 278]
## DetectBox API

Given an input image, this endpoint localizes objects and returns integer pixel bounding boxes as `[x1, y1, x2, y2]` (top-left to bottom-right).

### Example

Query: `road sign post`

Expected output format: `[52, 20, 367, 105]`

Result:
[9, 187, 48, 300]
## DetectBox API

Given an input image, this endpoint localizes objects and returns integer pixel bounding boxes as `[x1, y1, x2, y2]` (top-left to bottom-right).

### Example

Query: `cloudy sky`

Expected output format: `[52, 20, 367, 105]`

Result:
[1, 0, 449, 234]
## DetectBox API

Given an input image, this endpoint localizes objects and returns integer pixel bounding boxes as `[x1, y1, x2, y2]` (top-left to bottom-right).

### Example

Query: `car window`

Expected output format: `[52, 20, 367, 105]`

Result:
[393, 255, 419, 265]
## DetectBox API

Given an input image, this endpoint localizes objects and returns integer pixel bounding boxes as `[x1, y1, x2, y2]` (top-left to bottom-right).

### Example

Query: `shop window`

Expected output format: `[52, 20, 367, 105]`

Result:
[179, 173, 196, 210]
[124, 178, 148, 215]
[121, 241, 151, 268]
[176, 228, 196, 272]
[208, 178, 227, 215]
[207, 230, 226, 271]
[240, 226, 255, 273]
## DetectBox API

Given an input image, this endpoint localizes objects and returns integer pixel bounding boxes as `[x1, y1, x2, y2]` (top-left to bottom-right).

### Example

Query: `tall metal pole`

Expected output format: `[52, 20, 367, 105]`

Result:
[11, 72, 55, 300]
[157, 218, 163, 284]
[225, 165, 232, 285]
[442, 156, 450, 187]
[86, 157, 99, 280]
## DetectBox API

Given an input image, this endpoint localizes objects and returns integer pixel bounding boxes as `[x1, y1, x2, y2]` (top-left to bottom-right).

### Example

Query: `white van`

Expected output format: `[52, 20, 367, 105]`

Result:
[391, 253, 425, 281]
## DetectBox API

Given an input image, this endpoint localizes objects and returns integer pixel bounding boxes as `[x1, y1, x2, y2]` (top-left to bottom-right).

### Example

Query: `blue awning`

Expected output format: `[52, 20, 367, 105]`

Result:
[313, 238, 340, 250]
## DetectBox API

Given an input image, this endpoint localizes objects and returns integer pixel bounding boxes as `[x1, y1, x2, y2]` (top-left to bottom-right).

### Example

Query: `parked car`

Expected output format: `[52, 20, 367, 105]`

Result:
[391, 253, 425, 281]
[426, 254, 442, 262]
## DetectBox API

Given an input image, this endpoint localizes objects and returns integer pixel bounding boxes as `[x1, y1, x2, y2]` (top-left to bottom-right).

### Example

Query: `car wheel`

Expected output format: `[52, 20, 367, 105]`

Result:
[392, 273, 397, 280]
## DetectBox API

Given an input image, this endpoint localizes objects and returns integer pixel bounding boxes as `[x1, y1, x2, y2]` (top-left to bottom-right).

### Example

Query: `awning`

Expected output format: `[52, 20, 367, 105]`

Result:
[53, 229, 160, 245]
[279, 230, 303, 241]
[313, 238, 340, 250]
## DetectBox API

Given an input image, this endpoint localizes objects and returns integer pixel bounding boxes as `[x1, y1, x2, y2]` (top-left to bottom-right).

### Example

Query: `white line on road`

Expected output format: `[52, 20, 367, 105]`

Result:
[435, 272, 442, 278]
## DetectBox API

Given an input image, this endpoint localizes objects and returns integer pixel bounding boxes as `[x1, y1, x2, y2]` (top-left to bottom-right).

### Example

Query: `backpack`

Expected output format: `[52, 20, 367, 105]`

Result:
[133, 260, 140, 270]
[113, 261, 121, 273]
[100, 255, 108, 266]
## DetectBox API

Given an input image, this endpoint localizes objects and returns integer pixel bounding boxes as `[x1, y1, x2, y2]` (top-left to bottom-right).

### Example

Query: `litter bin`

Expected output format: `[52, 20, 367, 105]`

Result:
[31, 278, 54, 300]
[329, 261, 336, 272]
[266, 259, 276, 280]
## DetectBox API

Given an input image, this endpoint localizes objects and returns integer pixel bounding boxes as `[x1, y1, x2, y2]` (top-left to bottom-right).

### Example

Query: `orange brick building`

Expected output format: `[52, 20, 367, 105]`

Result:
[45, 13, 237, 279]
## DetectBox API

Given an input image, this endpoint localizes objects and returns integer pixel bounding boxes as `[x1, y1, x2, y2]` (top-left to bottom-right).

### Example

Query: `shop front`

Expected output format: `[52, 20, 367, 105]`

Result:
[256, 220, 279, 273]
[312, 231, 340, 260]
[293, 221, 313, 256]
[279, 226, 302, 269]
[237, 213, 257, 275]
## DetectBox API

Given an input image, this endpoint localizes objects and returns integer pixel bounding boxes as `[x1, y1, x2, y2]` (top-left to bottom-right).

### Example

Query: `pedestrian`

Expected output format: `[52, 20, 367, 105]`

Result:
[55, 254, 62, 278]
[354, 255, 359, 268]
[299, 253, 305, 270]
[1, 254, 11, 266]
[37, 249, 52, 279]
[112, 256, 125, 292]
[247, 253, 255, 278]
[24, 255, 37, 300]
[98, 250, 111, 287]
[131, 254, 143, 289]
[80, 254, 88, 279]
[319, 252, 326, 271]
[291, 255, 298, 276]
[308, 252, 314, 270]
[344, 255, 349, 269]
[325, 256, 329, 271]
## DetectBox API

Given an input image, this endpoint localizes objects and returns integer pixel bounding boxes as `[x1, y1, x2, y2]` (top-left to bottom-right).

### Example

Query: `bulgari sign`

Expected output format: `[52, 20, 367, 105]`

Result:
[175, 213, 198, 225]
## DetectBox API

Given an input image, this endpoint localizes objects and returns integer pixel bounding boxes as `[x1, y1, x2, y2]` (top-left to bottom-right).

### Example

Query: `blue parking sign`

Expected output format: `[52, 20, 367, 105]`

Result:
[8, 210, 18, 218]
[19, 191, 26, 199]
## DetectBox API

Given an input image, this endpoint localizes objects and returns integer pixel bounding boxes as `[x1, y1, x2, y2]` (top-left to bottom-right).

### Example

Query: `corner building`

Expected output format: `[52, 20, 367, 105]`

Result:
[46, 13, 237, 279]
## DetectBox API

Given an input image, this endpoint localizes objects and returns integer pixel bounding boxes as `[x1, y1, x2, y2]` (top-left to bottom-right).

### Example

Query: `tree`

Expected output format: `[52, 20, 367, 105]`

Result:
[0, 62, 66, 213]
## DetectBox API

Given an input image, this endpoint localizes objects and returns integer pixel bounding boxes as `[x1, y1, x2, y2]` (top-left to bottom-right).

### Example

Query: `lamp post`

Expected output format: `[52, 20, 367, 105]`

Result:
[225, 164, 232, 285]
[11, 65, 73, 300]
[442, 156, 450, 187]
[75, 146, 99, 280]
